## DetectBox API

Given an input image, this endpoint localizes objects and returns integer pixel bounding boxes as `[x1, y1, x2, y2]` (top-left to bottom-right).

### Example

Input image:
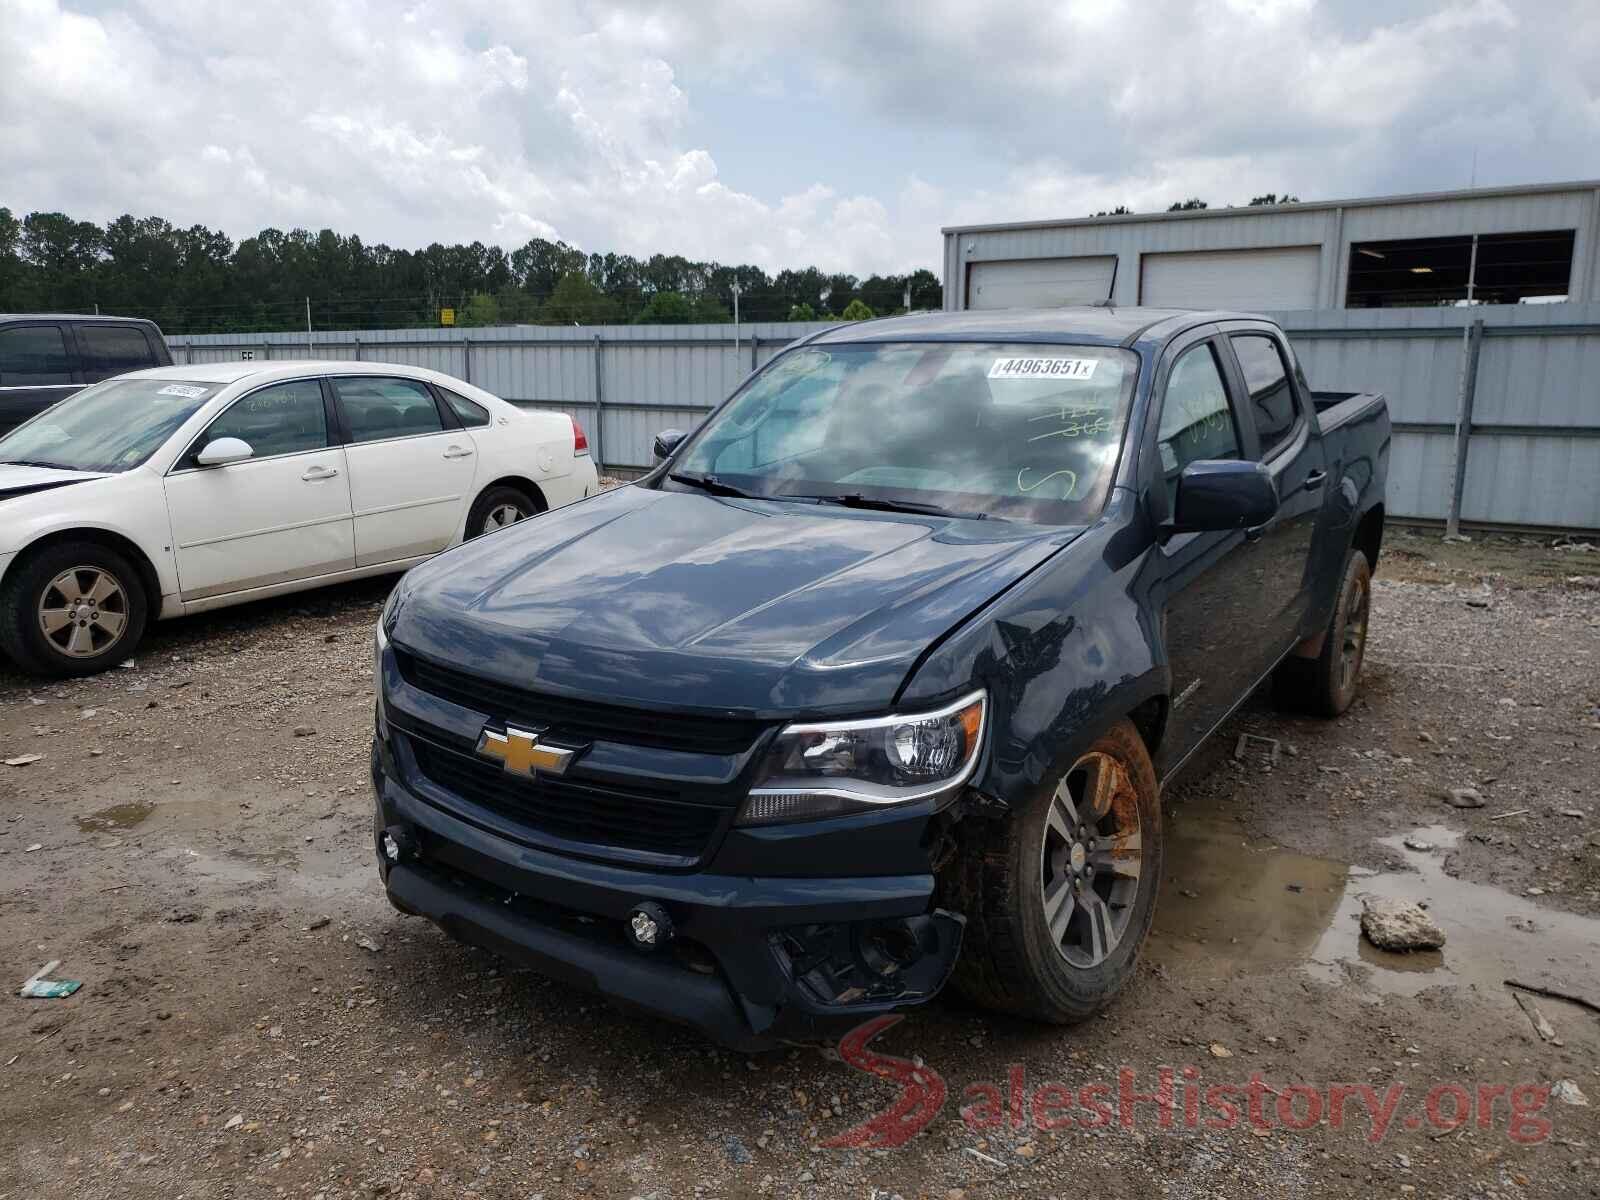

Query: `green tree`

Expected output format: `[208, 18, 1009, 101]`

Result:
[1247, 193, 1299, 206]
[840, 298, 875, 320]
[1166, 198, 1209, 212]
[539, 272, 618, 324]
[634, 290, 696, 323]
[1091, 205, 1134, 216]
[460, 292, 502, 326]
[787, 302, 817, 321]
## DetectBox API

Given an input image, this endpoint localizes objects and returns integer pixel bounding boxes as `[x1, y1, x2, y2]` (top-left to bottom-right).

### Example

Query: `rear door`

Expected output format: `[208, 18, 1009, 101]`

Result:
[74, 322, 164, 384]
[1218, 326, 1326, 651]
[164, 377, 355, 600]
[0, 321, 80, 436]
[330, 375, 479, 566]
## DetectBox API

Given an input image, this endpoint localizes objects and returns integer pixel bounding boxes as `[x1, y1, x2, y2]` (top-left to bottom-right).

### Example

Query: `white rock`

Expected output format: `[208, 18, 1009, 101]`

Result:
[1360, 899, 1446, 951]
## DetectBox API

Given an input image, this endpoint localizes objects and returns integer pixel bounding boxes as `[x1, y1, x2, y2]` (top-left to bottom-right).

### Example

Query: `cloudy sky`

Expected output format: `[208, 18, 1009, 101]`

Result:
[3, 0, 1598, 275]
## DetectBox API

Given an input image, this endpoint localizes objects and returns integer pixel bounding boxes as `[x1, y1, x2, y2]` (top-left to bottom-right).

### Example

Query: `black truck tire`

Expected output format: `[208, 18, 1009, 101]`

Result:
[948, 718, 1162, 1023]
[1274, 547, 1371, 718]
[0, 540, 149, 677]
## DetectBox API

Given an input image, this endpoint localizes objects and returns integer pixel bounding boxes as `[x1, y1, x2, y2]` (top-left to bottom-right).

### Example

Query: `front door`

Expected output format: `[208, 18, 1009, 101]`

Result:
[1148, 335, 1267, 777]
[164, 378, 354, 600]
[330, 376, 478, 566]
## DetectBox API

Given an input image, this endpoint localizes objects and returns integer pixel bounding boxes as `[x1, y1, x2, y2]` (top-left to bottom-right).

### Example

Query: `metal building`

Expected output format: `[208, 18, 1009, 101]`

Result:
[940, 180, 1600, 532]
[942, 179, 1600, 311]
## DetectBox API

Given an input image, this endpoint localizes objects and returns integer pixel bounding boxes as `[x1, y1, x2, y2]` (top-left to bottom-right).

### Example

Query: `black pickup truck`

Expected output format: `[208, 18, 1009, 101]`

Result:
[371, 307, 1389, 1049]
[0, 314, 172, 436]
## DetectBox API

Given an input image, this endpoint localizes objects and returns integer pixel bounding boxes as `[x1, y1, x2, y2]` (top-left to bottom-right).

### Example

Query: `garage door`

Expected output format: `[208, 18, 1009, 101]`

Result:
[1138, 246, 1320, 311]
[967, 256, 1117, 309]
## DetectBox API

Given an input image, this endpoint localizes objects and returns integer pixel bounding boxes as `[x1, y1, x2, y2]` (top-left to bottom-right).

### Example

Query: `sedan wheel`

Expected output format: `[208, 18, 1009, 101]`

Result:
[483, 502, 527, 532]
[39, 566, 131, 659]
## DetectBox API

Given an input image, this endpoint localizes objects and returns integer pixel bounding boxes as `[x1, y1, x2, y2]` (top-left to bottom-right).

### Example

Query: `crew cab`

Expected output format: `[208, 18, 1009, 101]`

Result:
[371, 307, 1389, 1049]
[0, 314, 171, 436]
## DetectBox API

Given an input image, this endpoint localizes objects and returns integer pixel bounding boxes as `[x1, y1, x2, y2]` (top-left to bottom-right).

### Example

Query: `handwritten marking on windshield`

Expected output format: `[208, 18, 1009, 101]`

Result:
[1017, 467, 1078, 495]
[1027, 406, 1113, 442]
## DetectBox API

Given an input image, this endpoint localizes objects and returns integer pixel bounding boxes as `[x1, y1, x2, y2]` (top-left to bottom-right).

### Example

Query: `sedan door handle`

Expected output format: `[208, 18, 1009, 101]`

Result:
[1302, 469, 1328, 492]
[443, 445, 474, 459]
[302, 465, 340, 481]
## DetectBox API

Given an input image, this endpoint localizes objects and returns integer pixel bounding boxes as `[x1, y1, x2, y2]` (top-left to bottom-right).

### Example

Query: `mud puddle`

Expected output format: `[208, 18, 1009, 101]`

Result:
[1154, 813, 1600, 1012]
[75, 800, 155, 832]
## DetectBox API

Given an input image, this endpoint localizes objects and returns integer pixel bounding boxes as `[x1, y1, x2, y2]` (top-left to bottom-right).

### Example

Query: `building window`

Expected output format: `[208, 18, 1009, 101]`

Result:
[1346, 229, 1574, 308]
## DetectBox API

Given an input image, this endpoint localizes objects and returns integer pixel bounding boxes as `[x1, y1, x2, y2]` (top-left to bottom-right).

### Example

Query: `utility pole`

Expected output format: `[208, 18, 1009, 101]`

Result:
[903, 281, 912, 313]
[1445, 234, 1481, 540]
[305, 296, 313, 353]
[731, 282, 741, 364]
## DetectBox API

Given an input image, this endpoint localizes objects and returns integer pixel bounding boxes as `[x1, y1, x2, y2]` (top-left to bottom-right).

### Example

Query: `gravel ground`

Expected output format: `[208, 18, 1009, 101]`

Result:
[1, 526, 1598, 1199]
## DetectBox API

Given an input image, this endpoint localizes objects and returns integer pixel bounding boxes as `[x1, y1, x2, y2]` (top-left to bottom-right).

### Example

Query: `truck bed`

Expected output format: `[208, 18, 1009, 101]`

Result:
[1311, 389, 1387, 434]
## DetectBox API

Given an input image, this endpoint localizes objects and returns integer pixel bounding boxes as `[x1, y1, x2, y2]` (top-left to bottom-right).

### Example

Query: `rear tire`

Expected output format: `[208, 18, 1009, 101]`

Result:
[0, 541, 148, 677]
[948, 719, 1162, 1023]
[466, 485, 542, 539]
[1274, 548, 1371, 718]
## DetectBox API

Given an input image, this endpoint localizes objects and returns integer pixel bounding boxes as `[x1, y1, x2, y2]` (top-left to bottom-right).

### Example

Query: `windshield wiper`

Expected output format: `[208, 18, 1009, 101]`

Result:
[0, 459, 73, 470]
[669, 471, 762, 499]
[795, 492, 987, 520]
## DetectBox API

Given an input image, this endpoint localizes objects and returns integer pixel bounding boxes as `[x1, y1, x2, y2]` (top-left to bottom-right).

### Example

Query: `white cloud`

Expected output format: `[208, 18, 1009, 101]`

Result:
[0, 0, 1596, 278]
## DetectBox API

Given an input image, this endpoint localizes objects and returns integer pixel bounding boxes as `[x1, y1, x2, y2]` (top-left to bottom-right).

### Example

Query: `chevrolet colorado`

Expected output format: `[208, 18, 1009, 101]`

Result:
[370, 307, 1390, 1049]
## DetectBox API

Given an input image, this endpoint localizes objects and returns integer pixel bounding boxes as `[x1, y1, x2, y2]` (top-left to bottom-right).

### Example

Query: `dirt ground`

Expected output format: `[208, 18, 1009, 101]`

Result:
[2, 525, 1597, 1199]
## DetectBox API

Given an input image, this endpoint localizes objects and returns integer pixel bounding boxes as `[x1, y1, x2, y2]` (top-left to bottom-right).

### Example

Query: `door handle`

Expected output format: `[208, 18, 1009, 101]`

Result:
[302, 465, 339, 481]
[443, 445, 474, 459]
[1302, 469, 1328, 492]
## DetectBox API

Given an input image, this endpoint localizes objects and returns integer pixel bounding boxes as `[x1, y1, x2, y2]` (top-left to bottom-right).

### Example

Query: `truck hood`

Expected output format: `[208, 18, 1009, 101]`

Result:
[392, 484, 1079, 716]
[0, 463, 112, 500]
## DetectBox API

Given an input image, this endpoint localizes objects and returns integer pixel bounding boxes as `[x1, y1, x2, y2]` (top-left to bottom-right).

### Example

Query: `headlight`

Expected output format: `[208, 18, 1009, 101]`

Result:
[736, 689, 986, 826]
[372, 614, 390, 737]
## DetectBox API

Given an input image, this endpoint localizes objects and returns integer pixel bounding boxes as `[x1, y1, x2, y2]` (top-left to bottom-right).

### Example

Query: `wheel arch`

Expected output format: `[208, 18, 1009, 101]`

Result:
[478, 475, 548, 512]
[4, 527, 165, 615]
[1354, 502, 1384, 573]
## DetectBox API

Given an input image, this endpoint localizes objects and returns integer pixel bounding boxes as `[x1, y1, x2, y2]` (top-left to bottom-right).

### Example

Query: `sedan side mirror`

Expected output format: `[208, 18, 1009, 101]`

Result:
[196, 436, 255, 467]
[652, 428, 687, 462]
[1170, 459, 1278, 535]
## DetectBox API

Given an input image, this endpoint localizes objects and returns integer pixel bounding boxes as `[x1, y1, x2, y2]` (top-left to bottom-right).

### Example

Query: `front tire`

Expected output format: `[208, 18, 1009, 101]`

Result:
[949, 719, 1162, 1023]
[0, 541, 149, 677]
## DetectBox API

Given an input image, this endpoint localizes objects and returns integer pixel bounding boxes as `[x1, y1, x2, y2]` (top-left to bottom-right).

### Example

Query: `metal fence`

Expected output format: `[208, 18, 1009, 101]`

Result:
[166, 306, 1600, 531]
[164, 322, 837, 474]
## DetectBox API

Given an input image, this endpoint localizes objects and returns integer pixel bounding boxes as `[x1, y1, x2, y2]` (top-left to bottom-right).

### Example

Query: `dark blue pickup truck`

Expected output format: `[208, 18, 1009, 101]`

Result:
[371, 307, 1389, 1048]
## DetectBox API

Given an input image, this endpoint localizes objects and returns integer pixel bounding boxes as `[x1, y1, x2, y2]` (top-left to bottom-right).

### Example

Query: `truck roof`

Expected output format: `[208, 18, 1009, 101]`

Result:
[0, 313, 163, 325]
[807, 306, 1267, 348]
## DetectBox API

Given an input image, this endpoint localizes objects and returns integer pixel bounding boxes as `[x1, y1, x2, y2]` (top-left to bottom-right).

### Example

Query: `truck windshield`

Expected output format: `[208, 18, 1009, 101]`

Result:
[0, 377, 217, 473]
[669, 341, 1139, 523]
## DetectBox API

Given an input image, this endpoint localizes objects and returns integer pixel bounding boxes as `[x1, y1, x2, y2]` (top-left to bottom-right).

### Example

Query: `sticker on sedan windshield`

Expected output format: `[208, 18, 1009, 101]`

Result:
[157, 384, 210, 398]
[988, 356, 1097, 381]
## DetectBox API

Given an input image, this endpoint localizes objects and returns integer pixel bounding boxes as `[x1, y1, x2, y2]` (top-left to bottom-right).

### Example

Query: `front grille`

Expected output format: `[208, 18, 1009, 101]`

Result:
[395, 649, 767, 755]
[408, 736, 725, 861]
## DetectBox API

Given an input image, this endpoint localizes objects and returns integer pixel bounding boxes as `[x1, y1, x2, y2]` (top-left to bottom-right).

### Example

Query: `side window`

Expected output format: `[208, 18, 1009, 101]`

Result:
[1230, 334, 1299, 459]
[0, 325, 72, 385]
[439, 386, 490, 428]
[197, 379, 329, 462]
[332, 377, 445, 443]
[1156, 343, 1242, 511]
[79, 324, 158, 383]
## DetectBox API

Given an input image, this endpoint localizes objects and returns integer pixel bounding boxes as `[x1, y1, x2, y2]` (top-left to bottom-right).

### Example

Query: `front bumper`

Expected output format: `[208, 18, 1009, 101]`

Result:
[371, 737, 964, 1050]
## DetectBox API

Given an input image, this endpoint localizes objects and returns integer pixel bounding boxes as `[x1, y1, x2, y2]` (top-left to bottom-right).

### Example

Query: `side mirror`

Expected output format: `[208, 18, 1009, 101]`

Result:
[652, 428, 687, 462]
[1170, 459, 1278, 534]
[196, 436, 255, 467]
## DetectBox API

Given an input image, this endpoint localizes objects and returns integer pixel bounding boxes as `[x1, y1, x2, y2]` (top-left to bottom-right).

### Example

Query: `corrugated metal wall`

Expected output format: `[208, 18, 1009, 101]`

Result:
[167, 307, 1600, 530]
[1279, 303, 1600, 529]
[166, 322, 833, 471]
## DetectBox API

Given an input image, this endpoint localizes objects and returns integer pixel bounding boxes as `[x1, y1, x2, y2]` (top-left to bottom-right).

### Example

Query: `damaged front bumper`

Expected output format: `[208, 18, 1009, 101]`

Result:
[371, 737, 964, 1050]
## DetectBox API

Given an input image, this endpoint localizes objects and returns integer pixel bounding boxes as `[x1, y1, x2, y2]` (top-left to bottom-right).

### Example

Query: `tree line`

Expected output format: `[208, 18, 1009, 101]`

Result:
[0, 206, 942, 334]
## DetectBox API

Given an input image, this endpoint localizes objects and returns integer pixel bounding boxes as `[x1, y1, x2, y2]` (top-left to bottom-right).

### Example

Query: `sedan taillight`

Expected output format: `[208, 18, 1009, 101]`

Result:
[572, 416, 590, 456]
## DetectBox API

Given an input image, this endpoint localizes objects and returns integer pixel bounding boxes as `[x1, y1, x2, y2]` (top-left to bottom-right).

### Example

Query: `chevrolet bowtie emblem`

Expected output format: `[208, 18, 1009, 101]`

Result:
[475, 725, 578, 778]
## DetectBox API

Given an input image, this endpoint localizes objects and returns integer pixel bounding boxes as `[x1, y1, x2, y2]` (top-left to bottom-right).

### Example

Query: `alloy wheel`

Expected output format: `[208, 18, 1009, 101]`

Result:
[1339, 572, 1370, 694]
[1040, 751, 1144, 968]
[483, 503, 527, 532]
[39, 566, 130, 659]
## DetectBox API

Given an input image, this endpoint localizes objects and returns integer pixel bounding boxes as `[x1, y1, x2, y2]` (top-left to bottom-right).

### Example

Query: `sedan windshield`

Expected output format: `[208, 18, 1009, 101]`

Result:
[0, 378, 218, 473]
[668, 341, 1139, 523]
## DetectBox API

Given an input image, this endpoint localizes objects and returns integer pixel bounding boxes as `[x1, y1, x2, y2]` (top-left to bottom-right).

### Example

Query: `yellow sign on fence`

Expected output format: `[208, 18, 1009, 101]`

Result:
[440, 307, 456, 327]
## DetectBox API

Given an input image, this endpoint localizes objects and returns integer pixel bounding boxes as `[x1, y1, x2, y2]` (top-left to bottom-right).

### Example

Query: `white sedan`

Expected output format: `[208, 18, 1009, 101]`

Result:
[0, 360, 599, 676]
